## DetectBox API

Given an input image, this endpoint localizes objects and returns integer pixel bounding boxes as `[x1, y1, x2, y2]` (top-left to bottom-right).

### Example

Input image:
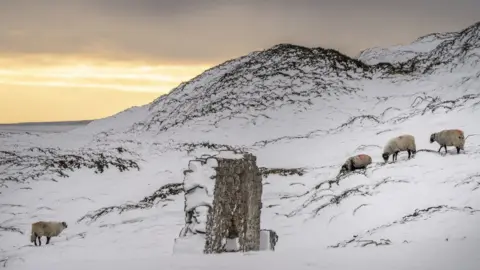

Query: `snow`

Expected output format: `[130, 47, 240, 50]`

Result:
[1, 22, 480, 269]
[178, 157, 216, 247]
[215, 150, 244, 159]
[184, 158, 217, 193]
[357, 32, 457, 65]
[183, 157, 217, 211]
[172, 234, 206, 254]
[8, 241, 480, 270]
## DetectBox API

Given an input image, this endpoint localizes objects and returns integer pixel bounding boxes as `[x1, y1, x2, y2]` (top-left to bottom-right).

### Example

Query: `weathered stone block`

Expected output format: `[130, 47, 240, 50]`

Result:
[174, 150, 277, 254]
[204, 152, 262, 253]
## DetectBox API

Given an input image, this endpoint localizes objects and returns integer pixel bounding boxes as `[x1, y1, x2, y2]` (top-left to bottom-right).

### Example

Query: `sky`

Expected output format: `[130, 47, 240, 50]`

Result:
[1, 0, 479, 123]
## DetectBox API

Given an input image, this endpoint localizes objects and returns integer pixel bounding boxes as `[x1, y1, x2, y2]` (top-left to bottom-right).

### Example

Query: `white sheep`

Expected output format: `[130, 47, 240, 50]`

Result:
[382, 134, 416, 163]
[339, 154, 372, 175]
[30, 221, 68, 246]
[430, 129, 465, 154]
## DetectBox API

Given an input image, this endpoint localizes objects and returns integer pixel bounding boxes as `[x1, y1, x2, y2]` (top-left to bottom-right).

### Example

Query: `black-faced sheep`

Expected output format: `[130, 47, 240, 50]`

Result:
[339, 154, 372, 175]
[30, 221, 68, 246]
[382, 134, 416, 163]
[430, 129, 465, 154]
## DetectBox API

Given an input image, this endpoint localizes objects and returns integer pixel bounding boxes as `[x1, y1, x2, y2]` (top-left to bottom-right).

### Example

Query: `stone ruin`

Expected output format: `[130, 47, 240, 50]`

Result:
[173, 150, 278, 254]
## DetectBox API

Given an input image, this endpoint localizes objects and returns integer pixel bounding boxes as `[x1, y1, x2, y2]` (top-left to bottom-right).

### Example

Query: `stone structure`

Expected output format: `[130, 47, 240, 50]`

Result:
[174, 151, 278, 254]
[203, 152, 262, 253]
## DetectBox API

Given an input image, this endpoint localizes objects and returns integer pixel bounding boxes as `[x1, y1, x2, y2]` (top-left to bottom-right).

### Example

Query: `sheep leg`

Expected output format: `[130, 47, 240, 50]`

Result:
[349, 159, 355, 171]
[46, 237, 51, 244]
[444, 145, 448, 154]
[33, 233, 38, 246]
[407, 150, 411, 159]
[393, 151, 399, 162]
[438, 146, 443, 152]
[37, 236, 42, 246]
[456, 147, 460, 154]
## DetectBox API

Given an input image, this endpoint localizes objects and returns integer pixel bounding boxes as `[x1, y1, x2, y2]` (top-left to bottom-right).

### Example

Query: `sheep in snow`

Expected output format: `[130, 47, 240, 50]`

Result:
[382, 134, 416, 163]
[338, 154, 372, 175]
[430, 129, 465, 154]
[30, 221, 68, 246]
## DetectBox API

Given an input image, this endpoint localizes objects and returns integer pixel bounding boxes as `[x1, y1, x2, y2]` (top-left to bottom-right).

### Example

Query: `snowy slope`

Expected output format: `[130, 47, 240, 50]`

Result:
[359, 21, 480, 75]
[357, 31, 457, 65]
[1, 22, 480, 269]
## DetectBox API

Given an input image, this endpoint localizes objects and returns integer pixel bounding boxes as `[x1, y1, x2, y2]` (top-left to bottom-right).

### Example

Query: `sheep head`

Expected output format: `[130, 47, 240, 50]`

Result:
[382, 153, 389, 163]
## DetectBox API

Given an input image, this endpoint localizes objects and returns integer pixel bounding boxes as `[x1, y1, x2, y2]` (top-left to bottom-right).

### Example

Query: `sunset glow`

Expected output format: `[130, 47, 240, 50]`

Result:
[0, 55, 211, 123]
[0, 56, 211, 93]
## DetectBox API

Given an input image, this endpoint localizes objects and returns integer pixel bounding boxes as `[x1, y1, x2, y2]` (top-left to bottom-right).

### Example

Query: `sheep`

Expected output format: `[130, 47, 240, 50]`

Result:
[30, 221, 68, 246]
[338, 154, 372, 175]
[382, 134, 416, 163]
[430, 129, 465, 154]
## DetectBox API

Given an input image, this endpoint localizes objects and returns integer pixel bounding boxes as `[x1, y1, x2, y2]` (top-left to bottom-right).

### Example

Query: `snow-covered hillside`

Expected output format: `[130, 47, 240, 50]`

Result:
[357, 31, 458, 65]
[359, 21, 480, 74]
[1, 22, 480, 269]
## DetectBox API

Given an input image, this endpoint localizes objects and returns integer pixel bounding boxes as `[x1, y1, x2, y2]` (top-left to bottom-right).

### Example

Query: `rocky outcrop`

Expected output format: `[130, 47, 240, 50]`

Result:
[174, 151, 278, 254]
